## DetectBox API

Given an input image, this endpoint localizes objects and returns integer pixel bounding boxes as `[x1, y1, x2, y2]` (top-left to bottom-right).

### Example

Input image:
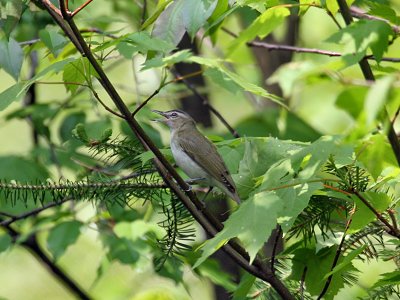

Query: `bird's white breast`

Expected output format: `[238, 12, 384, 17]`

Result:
[170, 135, 210, 183]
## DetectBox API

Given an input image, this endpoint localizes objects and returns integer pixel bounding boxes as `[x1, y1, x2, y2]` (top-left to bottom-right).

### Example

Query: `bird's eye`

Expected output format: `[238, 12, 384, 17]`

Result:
[170, 112, 178, 118]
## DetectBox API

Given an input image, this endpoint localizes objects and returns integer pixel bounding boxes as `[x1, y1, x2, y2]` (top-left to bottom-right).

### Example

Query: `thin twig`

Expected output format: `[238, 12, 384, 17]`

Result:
[317, 206, 355, 299]
[222, 27, 400, 63]
[0, 211, 14, 218]
[336, 0, 375, 80]
[391, 106, 400, 125]
[0, 198, 71, 227]
[91, 89, 125, 119]
[350, 6, 400, 34]
[352, 190, 400, 238]
[131, 88, 161, 117]
[171, 69, 240, 138]
[300, 266, 307, 300]
[70, 0, 94, 17]
[388, 210, 399, 233]
[131, 70, 204, 117]
[270, 225, 282, 274]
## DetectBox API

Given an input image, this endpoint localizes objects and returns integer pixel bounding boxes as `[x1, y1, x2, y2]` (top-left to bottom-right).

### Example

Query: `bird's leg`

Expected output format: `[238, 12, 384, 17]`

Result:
[201, 186, 214, 204]
[181, 177, 206, 192]
[186, 177, 207, 185]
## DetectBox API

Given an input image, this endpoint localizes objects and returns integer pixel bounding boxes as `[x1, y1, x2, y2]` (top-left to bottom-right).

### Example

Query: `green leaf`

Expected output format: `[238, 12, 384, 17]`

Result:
[141, 50, 192, 70]
[197, 259, 237, 292]
[207, 0, 229, 43]
[0, 0, 23, 37]
[372, 271, 400, 288]
[364, 75, 395, 125]
[39, 28, 68, 57]
[326, 20, 393, 64]
[0, 233, 12, 253]
[203, 68, 242, 94]
[290, 246, 356, 299]
[125, 31, 175, 54]
[47, 220, 82, 261]
[349, 192, 392, 232]
[141, 0, 174, 30]
[234, 137, 302, 199]
[59, 112, 86, 142]
[0, 82, 28, 111]
[232, 273, 256, 300]
[187, 56, 286, 106]
[63, 58, 98, 93]
[335, 86, 368, 119]
[0, 156, 49, 181]
[103, 234, 140, 265]
[325, 0, 339, 15]
[0, 37, 23, 80]
[228, 7, 290, 55]
[323, 245, 367, 279]
[114, 220, 165, 240]
[153, 0, 217, 45]
[194, 190, 282, 266]
[357, 134, 398, 180]
[368, 2, 400, 26]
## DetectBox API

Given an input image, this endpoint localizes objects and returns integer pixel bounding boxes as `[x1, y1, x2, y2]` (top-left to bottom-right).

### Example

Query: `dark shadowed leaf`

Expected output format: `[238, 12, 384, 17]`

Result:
[47, 220, 83, 261]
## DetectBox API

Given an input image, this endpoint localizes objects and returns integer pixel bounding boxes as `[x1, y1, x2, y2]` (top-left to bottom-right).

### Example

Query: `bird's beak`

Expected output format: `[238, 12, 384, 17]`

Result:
[151, 110, 167, 122]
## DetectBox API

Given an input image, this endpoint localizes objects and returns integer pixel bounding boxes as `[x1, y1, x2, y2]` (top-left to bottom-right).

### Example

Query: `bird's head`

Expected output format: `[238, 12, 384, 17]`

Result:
[152, 109, 195, 130]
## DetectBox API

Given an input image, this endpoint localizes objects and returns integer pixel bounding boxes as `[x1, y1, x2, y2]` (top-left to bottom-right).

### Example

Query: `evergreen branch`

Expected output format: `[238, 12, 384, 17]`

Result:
[343, 223, 385, 260]
[287, 195, 347, 242]
[0, 178, 167, 210]
[360, 284, 400, 300]
[155, 194, 195, 269]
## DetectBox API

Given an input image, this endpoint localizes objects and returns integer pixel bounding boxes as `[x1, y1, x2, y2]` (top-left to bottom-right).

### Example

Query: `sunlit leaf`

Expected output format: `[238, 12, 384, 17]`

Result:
[227, 7, 290, 55]
[326, 20, 393, 64]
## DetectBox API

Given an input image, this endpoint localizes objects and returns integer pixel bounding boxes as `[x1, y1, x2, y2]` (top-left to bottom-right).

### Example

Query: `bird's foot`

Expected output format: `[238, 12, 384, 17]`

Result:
[185, 177, 207, 185]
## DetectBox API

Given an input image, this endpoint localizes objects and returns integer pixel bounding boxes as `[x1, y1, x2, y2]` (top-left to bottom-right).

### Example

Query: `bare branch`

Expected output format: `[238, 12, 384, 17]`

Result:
[350, 6, 400, 34]
[70, 0, 94, 17]
[317, 206, 355, 299]
[223, 28, 400, 63]
[352, 190, 400, 238]
[0, 198, 71, 227]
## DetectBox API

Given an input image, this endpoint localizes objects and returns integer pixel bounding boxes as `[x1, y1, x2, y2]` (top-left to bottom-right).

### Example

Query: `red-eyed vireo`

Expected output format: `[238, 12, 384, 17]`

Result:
[152, 109, 241, 204]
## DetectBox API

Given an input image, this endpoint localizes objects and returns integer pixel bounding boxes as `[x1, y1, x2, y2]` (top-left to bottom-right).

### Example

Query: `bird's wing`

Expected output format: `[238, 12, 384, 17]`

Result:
[178, 132, 237, 195]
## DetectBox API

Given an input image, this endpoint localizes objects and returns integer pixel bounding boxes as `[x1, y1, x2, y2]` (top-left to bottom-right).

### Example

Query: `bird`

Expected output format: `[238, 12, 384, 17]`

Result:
[152, 109, 241, 204]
